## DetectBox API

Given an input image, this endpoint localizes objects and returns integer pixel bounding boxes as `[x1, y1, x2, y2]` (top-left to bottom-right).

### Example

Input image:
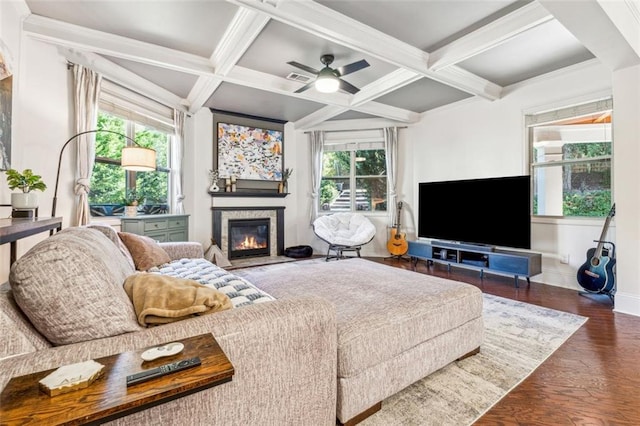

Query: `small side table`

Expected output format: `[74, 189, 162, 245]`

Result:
[0, 333, 234, 425]
[0, 217, 63, 267]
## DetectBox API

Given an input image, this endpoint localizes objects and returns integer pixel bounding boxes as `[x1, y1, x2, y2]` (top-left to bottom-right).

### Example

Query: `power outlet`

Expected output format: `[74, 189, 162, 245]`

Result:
[560, 254, 570, 264]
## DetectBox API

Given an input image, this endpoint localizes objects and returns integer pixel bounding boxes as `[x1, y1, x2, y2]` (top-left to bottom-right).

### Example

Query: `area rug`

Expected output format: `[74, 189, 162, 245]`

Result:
[361, 293, 588, 426]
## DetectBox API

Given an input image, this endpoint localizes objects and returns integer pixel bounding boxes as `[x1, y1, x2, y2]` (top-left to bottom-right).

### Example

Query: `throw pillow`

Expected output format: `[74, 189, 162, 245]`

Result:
[123, 273, 233, 327]
[9, 227, 142, 346]
[118, 232, 171, 271]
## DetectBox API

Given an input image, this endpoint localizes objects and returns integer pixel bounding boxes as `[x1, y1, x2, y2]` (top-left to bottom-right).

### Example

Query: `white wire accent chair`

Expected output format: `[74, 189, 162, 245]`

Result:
[313, 213, 377, 261]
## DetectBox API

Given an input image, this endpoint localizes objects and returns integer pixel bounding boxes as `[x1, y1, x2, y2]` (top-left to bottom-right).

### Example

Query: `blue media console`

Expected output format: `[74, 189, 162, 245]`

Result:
[408, 240, 542, 288]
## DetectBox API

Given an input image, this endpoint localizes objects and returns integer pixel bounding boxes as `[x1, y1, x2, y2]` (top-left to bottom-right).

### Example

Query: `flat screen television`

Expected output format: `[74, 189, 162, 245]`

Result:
[418, 175, 531, 249]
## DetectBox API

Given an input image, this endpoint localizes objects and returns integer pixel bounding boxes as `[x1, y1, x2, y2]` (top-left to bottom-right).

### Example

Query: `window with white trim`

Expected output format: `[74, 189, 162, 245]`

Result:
[89, 83, 174, 217]
[320, 137, 387, 213]
[527, 98, 613, 217]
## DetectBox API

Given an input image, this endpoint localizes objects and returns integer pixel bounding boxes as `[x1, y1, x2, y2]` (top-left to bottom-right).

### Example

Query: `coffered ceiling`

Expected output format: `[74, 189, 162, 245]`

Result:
[20, 0, 640, 129]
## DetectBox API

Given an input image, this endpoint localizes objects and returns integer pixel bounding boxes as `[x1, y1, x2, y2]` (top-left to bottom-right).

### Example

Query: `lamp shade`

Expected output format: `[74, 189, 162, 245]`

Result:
[121, 146, 156, 171]
[315, 68, 340, 93]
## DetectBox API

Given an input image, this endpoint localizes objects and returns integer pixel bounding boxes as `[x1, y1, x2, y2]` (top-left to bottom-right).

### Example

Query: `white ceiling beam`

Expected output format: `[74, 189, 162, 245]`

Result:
[294, 105, 349, 129]
[539, 0, 640, 70]
[188, 8, 271, 111]
[62, 49, 188, 112]
[428, 1, 554, 71]
[23, 14, 214, 76]
[225, 0, 502, 101]
[351, 69, 422, 106]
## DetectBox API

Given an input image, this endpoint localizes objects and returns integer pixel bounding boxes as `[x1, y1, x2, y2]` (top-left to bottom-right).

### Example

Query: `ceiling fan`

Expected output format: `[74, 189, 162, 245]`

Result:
[287, 54, 370, 94]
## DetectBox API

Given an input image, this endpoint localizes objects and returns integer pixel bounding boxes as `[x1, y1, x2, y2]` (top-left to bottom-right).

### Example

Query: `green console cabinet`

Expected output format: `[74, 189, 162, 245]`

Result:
[120, 214, 189, 242]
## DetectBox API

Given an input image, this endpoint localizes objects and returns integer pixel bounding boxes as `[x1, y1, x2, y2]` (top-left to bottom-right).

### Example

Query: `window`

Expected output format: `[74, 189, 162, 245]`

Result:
[527, 98, 613, 217]
[89, 111, 171, 216]
[320, 145, 387, 213]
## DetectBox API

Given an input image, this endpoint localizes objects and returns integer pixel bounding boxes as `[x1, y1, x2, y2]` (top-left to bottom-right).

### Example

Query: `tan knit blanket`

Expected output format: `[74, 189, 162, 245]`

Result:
[124, 274, 233, 326]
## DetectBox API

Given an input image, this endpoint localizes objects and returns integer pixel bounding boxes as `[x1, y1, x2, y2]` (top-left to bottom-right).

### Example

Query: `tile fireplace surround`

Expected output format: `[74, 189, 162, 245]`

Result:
[211, 206, 285, 259]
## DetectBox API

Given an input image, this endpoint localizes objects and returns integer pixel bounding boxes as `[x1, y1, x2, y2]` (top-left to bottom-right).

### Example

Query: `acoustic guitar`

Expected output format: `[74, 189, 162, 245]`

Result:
[387, 201, 409, 256]
[577, 203, 616, 293]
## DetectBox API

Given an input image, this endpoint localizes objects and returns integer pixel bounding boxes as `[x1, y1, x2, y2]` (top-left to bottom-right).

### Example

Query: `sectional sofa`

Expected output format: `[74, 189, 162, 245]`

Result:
[0, 224, 483, 425]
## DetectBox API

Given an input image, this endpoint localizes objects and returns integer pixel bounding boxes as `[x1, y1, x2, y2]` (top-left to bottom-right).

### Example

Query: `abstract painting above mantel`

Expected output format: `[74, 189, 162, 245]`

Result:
[216, 122, 283, 181]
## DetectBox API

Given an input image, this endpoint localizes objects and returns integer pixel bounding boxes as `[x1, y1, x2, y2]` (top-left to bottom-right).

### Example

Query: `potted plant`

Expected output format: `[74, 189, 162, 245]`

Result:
[123, 189, 144, 217]
[5, 168, 47, 209]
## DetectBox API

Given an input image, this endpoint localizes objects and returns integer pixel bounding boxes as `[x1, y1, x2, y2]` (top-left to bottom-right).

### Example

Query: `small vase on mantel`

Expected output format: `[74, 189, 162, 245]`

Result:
[278, 181, 285, 194]
[209, 182, 220, 193]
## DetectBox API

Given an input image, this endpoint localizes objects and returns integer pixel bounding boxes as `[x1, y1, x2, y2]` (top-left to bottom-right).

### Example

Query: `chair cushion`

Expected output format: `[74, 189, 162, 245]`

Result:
[313, 213, 376, 246]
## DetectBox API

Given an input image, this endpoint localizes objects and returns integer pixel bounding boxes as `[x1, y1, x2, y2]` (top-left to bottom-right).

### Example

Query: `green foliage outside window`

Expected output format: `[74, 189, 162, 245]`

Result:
[533, 140, 612, 217]
[89, 112, 170, 215]
[320, 149, 387, 212]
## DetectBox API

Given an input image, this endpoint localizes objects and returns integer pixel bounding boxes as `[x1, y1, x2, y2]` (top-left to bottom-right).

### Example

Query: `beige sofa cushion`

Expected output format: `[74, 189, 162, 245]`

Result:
[0, 283, 51, 359]
[233, 258, 483, 377]
[9, 227, 141, 346]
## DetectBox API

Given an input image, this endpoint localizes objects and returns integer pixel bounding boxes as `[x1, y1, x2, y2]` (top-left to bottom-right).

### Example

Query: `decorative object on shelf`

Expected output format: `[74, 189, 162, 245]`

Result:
[225, 178, 231, 192]
[38, 359, 105, 397]
[51, 129, 156, 217]
[230, 176, 237, 192]
[279, 168, 293, 194]
[208, 169, 220, 192]
[5, 168, 47, 209]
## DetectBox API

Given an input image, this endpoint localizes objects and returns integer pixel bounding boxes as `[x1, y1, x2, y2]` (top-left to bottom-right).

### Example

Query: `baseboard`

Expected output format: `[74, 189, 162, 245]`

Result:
[613, 292, 640, 317]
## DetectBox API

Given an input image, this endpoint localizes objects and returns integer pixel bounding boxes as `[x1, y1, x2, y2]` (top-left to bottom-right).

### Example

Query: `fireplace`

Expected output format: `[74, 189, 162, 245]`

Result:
[228, 218, 270, 259]
[211, 206, 285, 260]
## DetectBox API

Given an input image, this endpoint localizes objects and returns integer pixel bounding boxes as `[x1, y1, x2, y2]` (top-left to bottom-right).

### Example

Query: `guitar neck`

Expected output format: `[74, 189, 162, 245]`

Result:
[594, 208, 615, 257]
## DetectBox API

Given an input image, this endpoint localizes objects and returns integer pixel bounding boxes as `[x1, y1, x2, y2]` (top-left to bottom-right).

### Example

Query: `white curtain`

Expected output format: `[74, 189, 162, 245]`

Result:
[171, 109, 185, 214]
[384, 127, 399, 227]
[309, 130, 325, 225]
[72, 64, 102, 226]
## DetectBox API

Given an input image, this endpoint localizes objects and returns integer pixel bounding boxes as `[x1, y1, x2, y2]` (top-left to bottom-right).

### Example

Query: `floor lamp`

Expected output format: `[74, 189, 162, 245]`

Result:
[51, 129, 156, 218]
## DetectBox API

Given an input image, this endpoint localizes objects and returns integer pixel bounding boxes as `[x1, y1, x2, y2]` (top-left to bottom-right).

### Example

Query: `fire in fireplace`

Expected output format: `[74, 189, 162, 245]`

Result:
[228, 218, 270, 259]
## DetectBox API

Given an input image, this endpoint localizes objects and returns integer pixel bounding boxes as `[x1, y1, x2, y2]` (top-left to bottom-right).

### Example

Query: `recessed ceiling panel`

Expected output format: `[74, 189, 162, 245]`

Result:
[237, 20, 397, 91]
[459, 20, 595, 86]
[375, 78, 472, 113]
[25, 0, 238, 57]
[316, 0, 519, 51]
[105, 56, 198, 99]
[205, 83, 325, 123]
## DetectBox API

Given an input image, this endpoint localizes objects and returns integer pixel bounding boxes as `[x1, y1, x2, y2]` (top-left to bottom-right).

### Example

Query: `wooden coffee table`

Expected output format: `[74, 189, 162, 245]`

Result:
[0, 333, 234, 425]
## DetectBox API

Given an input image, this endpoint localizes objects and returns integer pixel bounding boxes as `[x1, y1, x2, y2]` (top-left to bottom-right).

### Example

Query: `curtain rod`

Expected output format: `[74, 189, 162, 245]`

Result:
[303, 126, 408, 134]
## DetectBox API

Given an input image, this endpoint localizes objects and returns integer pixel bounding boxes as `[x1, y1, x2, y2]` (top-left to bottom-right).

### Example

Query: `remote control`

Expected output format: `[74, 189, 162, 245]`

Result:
[126, 357, 201, 386]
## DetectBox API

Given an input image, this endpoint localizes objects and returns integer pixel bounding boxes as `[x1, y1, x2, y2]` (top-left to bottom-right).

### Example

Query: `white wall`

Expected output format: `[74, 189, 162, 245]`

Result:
[611, 64, 640, 316]
[1, 3, 73, 283]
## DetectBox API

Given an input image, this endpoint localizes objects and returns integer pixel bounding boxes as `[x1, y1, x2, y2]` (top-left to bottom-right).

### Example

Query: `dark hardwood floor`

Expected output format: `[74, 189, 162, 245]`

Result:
[367, 257, 640, 426]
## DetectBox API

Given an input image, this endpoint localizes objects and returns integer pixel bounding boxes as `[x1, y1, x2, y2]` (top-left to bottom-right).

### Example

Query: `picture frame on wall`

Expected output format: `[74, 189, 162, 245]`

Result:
[212, 111, 286, 193]
[216, 122, 284, 181]
[0, 39, 14, 171]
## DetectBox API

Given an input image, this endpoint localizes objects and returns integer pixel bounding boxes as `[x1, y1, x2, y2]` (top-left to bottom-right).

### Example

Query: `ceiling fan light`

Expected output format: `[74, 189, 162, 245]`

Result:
[315, 69, 339, 93]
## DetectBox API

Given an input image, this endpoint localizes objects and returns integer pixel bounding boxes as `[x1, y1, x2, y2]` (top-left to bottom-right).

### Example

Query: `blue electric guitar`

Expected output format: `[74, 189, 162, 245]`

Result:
[576, 204, 616, 293]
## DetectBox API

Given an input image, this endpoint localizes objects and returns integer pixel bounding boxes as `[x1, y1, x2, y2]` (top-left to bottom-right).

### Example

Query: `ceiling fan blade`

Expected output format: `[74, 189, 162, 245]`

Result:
[335, 59, 370, 77]
[287, 61, 319, 75]
[294, 81, 316, 94]
[339, 79, 360, 94]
